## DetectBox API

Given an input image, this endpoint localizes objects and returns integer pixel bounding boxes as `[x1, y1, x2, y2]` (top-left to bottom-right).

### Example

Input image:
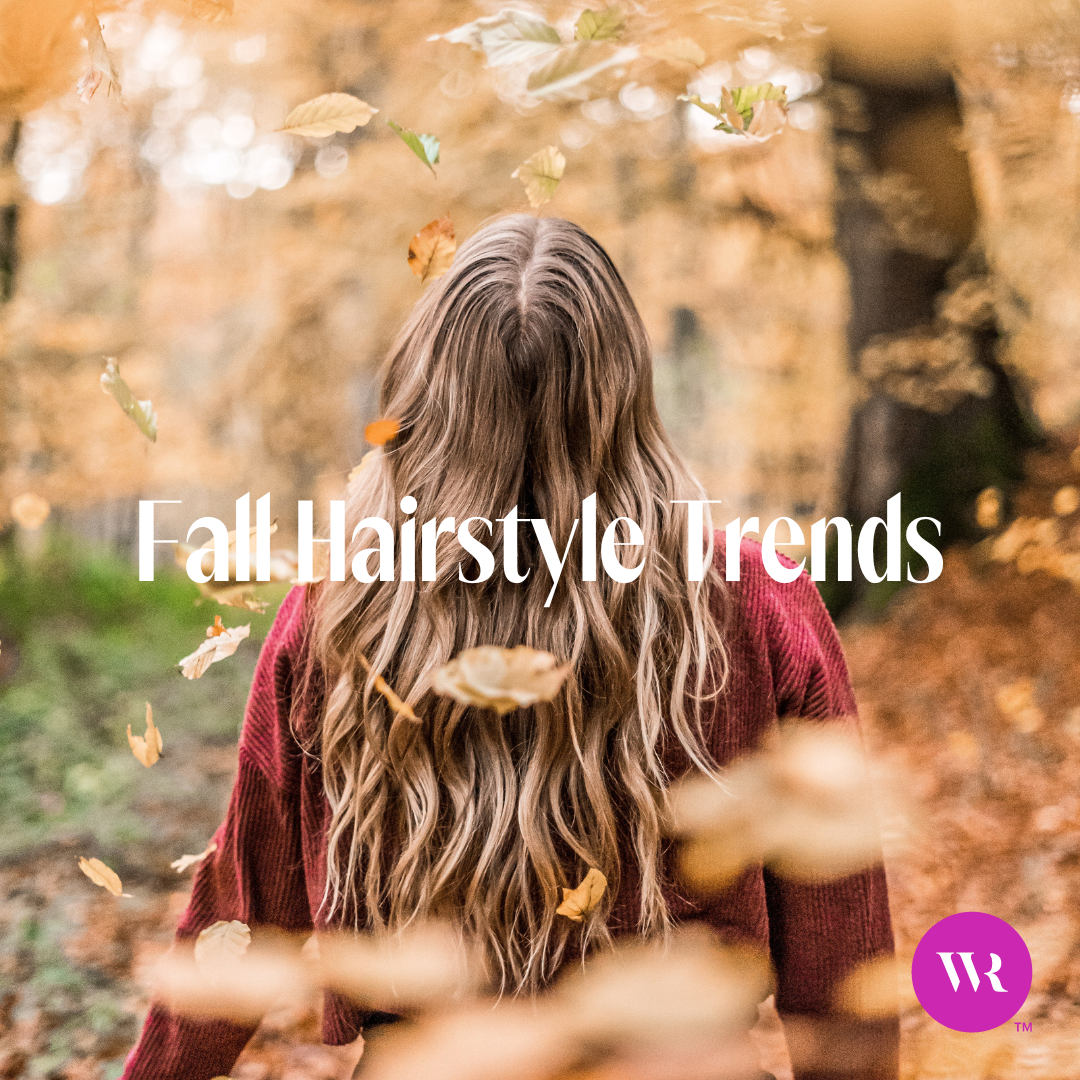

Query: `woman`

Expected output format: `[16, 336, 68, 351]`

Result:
[121, 215, 897, 1079]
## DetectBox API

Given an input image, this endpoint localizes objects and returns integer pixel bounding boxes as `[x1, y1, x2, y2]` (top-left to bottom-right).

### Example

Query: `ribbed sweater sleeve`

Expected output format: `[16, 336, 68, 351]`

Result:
[745, 561, 898, 1080]
[120, 588, 314, 1080]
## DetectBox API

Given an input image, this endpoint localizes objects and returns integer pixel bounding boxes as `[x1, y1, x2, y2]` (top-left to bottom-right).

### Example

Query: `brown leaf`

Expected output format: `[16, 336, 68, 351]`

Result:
[279, 92, 378, 137]
[365, 418, 400, 446]
[431, 646, 571, 715]
[178, 620, 250, 679]
[358, 654, 418, 721]
[407, 217, 456, 284]
[746, 97, 787, 139]
[78, 856, 128, 897]
[556, 867, 607, 922]
[127, 701, 163, 767]
[10, 492, 50, 530]
[171, 841, 218, 874]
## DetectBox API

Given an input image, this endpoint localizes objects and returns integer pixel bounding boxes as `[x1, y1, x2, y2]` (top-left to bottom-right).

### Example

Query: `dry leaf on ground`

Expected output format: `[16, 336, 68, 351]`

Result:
[431, 645, 571, 715]
[78, 856, 128, 897]
[365, 418, 400, 446]
[10, 492, 50, 530]
[512, 146, 565, 208]
[408, 217, 456, 283]
[127, 701, 163, 767]
[101, 357, 157, 442]
[171, 841, 218, 874]
[556, 867, 607, 921]
[279, 92, 377, 136]
[178, 618, 251, 679]
[194, 919, 251, 971]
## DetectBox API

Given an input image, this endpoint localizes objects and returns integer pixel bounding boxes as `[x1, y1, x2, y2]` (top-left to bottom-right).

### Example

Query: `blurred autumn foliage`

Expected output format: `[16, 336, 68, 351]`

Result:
[3, 0, 1080, 1079]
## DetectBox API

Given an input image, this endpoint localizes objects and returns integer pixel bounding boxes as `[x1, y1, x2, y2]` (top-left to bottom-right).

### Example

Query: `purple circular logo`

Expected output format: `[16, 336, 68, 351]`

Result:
[911, 912, 1032, 1032]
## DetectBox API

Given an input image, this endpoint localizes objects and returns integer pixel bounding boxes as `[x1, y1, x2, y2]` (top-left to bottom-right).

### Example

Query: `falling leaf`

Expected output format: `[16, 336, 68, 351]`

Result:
[78, 12, 121, 103]
[430, 10, 561, 68]
[195, 919, 251, 971]
[526, 43, 639, 98]
[512, 146, 565, 208]
[431, 645, 571, 715]
[556, 867, 607, 922]
[1053, 486, 1079, 516]
[835, 956, 900, 1019]
[178, 620, 250, 679]
[348, 448, 380, 483]
[574, 8, 625, 40]
[976, 487, 1001, 530]
[641, 36, 705, 66]
[279, 92, 378, 137]
[10, 492, 50, 530]
[408, 216, 456, 283]
[78, 856, 128, 897]
[365, 418, 400, 446]
[358, 653, 418, 721]
[171, 841, 218, 874]
[127, 701, 163, 768]
[387, 120, 439, 175]
[101, 357, 157, 442]
[680, 83, 788, 141]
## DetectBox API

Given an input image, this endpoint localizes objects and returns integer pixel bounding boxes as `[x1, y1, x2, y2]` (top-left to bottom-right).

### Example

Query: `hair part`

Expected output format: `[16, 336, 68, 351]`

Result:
[314, 214, 726, 992]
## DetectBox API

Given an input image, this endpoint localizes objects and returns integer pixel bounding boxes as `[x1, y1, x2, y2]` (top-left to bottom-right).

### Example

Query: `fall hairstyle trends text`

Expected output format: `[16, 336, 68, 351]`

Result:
[314, 213, 726, 993]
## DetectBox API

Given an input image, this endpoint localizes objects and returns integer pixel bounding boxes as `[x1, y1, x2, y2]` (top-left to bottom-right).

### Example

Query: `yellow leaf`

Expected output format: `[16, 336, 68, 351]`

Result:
[358, 654, 418, 721]
[574, 7, 625, 41]
[194, 919, 251, 972]
[10, 492, 50, 530]
[431, 645, 571, 715]
[364, 418, 400, 446]
[407, 216, 456, 284]
[78, 856, 127, 897]
[171, 841, 218, 874]
[178, 621, 250, 679]
[511, 146, 565, 208]
[641, 36, 705, 66]
[279, 92, 378, 137]
[556, 867, 607, 921]
[127, 701, 163, 768]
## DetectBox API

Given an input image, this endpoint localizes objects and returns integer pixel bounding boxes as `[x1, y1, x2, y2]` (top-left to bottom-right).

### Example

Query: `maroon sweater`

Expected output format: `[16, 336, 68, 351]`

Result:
[121, 538, 898, 1079]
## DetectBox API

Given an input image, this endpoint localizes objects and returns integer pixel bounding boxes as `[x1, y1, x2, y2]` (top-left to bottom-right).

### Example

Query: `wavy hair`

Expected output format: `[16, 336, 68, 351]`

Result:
[314, 214, 726, 992]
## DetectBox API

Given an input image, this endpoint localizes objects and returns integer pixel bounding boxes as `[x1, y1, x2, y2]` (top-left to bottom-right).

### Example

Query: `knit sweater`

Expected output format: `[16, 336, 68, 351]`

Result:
[121, 537, 898, 1080]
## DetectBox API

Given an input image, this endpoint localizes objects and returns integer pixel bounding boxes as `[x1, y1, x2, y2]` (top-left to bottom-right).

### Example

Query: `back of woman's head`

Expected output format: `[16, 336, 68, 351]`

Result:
[315, 213, 724, 991]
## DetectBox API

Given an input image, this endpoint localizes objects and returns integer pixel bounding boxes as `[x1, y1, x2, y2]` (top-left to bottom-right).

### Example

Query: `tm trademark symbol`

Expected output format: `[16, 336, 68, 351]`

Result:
[1014, 1021, 1033, 1032]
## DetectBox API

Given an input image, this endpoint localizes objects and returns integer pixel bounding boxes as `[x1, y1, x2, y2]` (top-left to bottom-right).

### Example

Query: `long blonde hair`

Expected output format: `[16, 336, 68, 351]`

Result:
[314, 214, 725, 992]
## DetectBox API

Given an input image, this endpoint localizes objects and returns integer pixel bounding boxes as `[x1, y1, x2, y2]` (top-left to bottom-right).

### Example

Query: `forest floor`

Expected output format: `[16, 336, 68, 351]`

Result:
[3, 441, 1080, 1080]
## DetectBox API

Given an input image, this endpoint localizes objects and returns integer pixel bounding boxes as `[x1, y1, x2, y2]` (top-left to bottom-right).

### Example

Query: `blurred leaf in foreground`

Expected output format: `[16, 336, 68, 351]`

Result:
[512, 146, 565, 208]
[575, 8, 625, 40]
[77, 12, 121, 103]
[127, 701, 162, 768]
[365, 418, 400, 445]
[10, 492, 50, 530]
[195, 919, 251, 971]
[556, 867, 607, 922]
[387, 120, 440, 175]
[408, 216, 456, 283]
[279, 92, 377, 136]
[101, 357, 157, 442]
[348, 448, 380, 483]
[430, 10, 561, 68]
[432, 645, 571, 715]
